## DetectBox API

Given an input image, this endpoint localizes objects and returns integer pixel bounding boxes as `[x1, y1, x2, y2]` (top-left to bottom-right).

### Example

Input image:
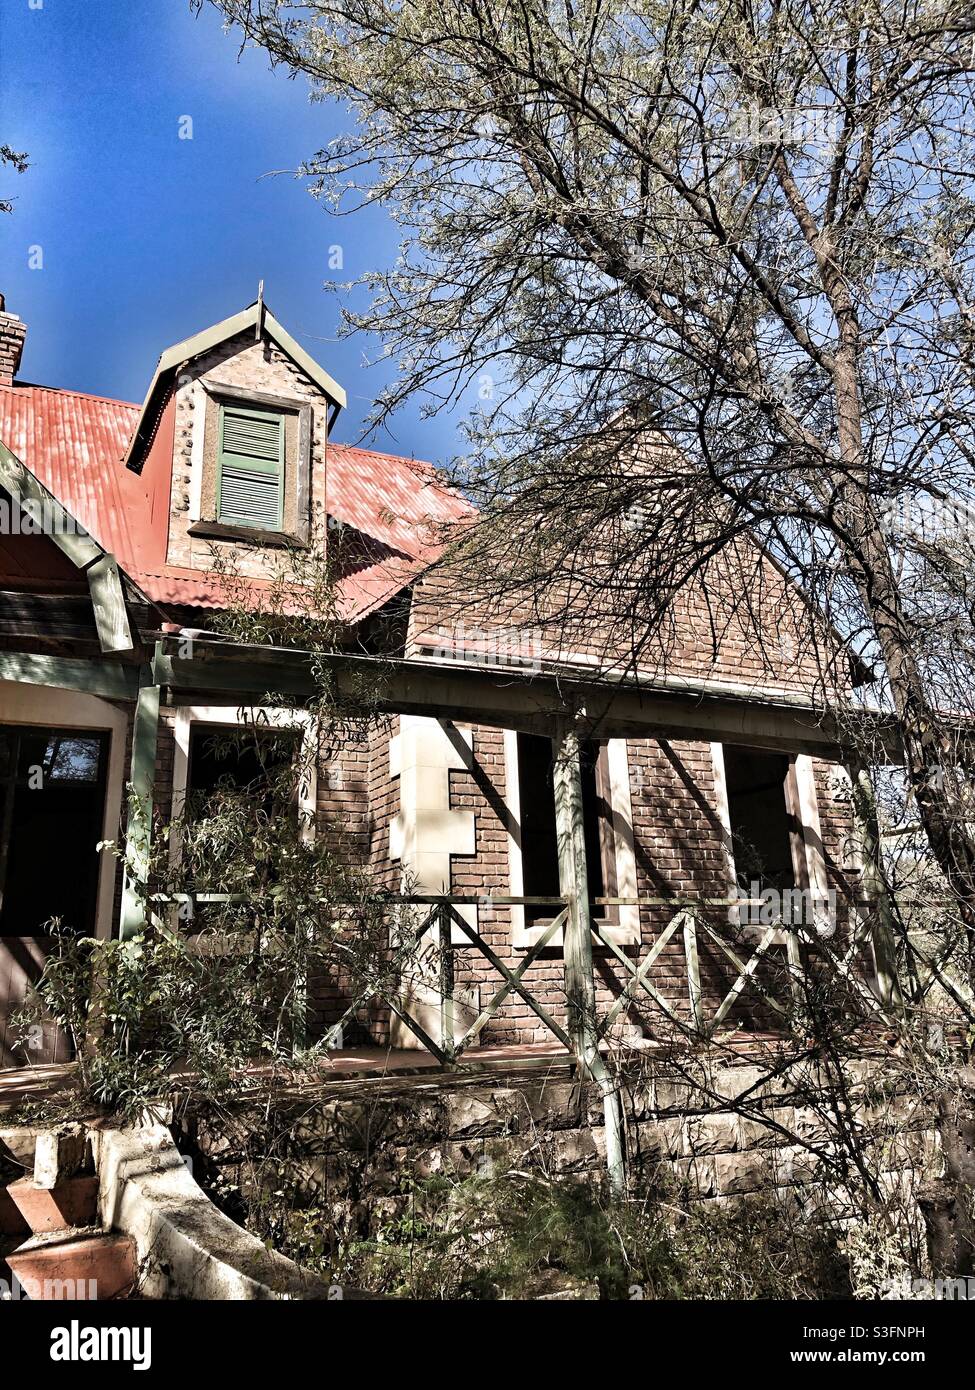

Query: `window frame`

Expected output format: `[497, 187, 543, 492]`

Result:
[187, 380, 314, 546]
[504, 729, 640, 948]
[170, 706, 318, 870]
[710, 743, 830, 939]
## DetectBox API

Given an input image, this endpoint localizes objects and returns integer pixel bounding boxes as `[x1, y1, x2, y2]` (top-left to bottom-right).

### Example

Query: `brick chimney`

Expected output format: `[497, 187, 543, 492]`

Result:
[0, 294, 26, 385]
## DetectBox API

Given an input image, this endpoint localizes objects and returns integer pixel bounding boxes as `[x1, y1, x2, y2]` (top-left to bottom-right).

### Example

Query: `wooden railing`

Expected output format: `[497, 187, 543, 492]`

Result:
[349, 894, 817, 1059]
[384, 897, 571, 1064]
[147, 888, 970, 1066]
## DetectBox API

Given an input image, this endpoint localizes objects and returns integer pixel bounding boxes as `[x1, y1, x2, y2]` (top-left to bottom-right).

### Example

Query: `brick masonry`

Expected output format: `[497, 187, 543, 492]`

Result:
[146, 703, 861, 1048]
[167, 331, 332, 577]
[0, 309, 26, 386]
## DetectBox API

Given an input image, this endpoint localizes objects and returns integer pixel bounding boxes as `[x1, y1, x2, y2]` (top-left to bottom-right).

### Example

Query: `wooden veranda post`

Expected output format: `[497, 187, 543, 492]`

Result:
[120, 661, 162, 940]
[847, 762, 905, 1015]
[553, 716, 626, 1198]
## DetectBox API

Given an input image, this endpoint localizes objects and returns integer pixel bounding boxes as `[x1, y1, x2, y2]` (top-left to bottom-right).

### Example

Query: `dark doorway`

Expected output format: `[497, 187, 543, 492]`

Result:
[0, 727, 109, 936]
[0, 725, 110, 1067]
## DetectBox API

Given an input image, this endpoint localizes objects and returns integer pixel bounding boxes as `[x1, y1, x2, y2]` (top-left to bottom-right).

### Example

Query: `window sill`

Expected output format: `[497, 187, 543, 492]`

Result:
[188, 520, 309, 549]
[514, 919, 639, 950]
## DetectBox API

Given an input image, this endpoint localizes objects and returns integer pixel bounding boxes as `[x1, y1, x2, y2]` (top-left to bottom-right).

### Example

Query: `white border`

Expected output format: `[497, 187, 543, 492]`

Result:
[0, 681, 127, 940]
[504, 729, 640, 947]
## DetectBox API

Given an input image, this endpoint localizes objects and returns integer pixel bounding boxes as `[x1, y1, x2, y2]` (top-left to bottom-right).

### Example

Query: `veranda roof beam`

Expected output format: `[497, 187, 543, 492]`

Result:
[151, 636, 903, 760]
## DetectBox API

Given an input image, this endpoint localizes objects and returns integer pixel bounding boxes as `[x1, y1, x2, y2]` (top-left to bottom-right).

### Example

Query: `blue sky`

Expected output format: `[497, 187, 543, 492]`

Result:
[0, 0, 461, 461]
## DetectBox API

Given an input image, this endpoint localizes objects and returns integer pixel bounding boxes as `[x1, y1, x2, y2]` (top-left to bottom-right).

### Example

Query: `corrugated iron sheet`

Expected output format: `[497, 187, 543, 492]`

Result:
[0, 382, 472, 621]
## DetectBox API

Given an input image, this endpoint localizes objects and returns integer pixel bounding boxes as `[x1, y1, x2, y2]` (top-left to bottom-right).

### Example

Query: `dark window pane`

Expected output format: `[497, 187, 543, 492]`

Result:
[44, 737, 103, 783]
[723, 746, 796, 894]
[579, 741, 608, 909]
[187, 726, 298, 814]
[517, 734, 561, 924]
[516, 734, 610, 925]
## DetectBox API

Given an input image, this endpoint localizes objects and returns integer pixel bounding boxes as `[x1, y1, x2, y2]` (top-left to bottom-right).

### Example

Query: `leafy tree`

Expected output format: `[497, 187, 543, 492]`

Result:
[205, 0, 975, 961]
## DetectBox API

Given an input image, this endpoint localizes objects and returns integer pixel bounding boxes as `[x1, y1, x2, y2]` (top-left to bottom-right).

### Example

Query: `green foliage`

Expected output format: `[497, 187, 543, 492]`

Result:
[0, 142, 28, 214]
[18, 919, 300, 1118]
[239, 1164, 850, 1301]
[17, 770, 412, 1120]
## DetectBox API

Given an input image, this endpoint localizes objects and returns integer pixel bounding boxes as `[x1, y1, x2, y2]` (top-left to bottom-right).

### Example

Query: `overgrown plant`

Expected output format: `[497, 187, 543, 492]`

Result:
[16, 772, 411, 1118]
[229, 1160, 850, 1300]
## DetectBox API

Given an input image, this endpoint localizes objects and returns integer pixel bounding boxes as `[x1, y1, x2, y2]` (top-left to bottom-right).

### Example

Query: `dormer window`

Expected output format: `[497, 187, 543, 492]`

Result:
[187, 382, 314, 546]
[217, 404, 285, 531]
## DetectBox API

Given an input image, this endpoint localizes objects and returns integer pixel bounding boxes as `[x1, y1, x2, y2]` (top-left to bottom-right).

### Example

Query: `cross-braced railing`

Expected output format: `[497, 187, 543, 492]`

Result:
[253, 893, 575, 1065]
[367, 895, 843, 1056]
[147, 887, 943, 1064]
[593, 904, 794, 1038]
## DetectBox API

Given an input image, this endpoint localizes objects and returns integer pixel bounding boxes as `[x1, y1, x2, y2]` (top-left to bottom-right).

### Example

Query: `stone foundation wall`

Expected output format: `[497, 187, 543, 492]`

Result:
[178, 1055, 941, 1242]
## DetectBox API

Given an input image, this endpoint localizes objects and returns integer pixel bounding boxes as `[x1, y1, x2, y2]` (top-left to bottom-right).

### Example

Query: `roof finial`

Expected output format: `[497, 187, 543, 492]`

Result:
[255, 279, 265, 342]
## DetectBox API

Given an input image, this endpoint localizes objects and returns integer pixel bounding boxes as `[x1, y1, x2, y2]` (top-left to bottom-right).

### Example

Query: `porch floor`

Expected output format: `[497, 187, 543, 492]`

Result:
[0, 1031, 807, 1115]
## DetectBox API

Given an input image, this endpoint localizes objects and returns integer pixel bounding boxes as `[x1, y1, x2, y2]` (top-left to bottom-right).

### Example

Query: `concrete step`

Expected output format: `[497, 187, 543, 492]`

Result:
[5, 1175, 98, 1234]
[6, 1229, 136, 1301]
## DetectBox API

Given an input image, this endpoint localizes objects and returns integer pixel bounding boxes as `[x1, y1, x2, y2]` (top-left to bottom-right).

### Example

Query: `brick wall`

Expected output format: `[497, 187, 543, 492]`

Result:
[408, 531, 851, 701]
[146, 704, 859, 1051]
[0, 310, 26, 385]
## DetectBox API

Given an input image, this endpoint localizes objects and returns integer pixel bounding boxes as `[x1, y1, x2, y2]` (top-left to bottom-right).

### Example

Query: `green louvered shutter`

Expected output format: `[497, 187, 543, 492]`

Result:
[217, 404, 284, 530]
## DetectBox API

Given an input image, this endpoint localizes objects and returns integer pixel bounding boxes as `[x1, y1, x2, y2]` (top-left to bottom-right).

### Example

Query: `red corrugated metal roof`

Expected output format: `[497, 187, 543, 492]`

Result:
[0, 381, 472, 621]
[0, 382, 146, 562]
[326, 443, 471, 562]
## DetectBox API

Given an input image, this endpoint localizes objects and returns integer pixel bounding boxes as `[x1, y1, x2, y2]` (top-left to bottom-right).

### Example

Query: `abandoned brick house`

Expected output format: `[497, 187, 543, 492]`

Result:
[0, 291, 881, 1069]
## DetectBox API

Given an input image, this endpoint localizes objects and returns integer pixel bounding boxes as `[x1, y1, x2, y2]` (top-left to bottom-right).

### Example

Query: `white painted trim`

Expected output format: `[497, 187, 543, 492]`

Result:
[505, 729, 640, 947]
[793, 755, 830, 901]
[503, 729, 526, 943]
[388, 715, 477, 946]
[710, 741, 741, 930]
[187, 382, 206, 523]
[0, 681, 127, 941]
[607, 738, 640, 942]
